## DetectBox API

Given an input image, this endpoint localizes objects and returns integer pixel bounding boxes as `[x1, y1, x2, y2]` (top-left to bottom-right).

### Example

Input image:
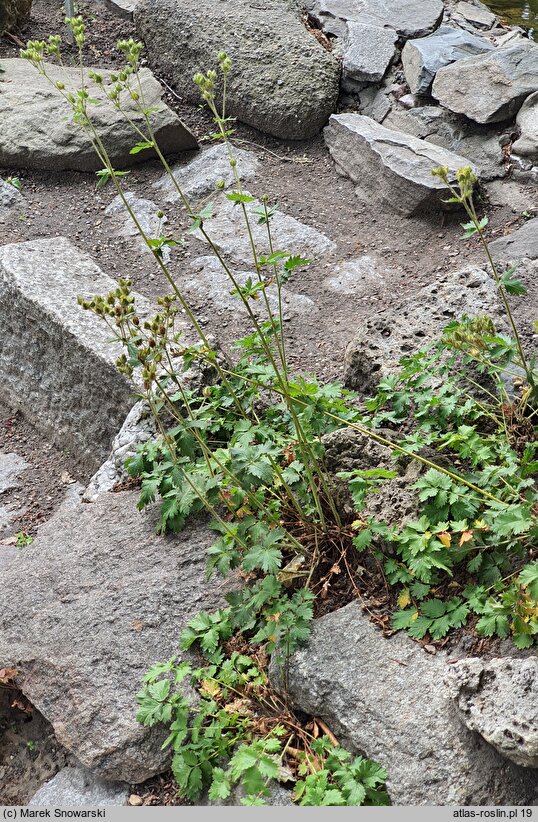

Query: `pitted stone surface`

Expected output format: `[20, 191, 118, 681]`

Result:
[0, 59, 197, 171]
[135, 0, 340, 141]
[446, 657, 538, 769]
[270, 603, 538, 804]
[344, 266, 504, 394]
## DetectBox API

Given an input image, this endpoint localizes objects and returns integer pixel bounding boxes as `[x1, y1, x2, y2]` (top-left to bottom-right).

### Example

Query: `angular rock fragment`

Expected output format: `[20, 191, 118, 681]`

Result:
[344, 266, 503, 393]
[455, 0, 496, 29]
[0, 491, 230, 782]
[305, 0, 444, 39]
[105, 191, 170, 261]
[324, 113, 478, 216]
[0, 59, 197, 172]
[270, 603, 538, 804]
[432, 41, 538, 124]
[135, 0, 340, 141]
[513, 90, 538, 160]
[153, 143, 259, 204]
[0, 178, 22, 217]
[342, 22, 397, 91]
[446, 657, 538, 769]
[0, 237, 154, 472]
[29, 768, 129, 806]
[489, 219, 538, 263]
[193, 194, 335, 265]
[402, 25, 493, 95]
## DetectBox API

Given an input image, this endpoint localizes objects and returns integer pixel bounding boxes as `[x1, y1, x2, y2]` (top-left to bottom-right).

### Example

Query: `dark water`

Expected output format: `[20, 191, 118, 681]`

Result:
[484, 0, 538, 38]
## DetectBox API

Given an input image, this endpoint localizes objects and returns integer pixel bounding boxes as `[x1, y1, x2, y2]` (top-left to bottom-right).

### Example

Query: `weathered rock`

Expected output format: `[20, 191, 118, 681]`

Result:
[323, 255, 386, 296]
[342, 22, 397, 90]
[0, 491, 231, 782]
[489, 218, 538, 263]
[0, 452, 30, 536]
[0, 237, 154, 473]
[194, 194, 335, 265]
[135, 0, 340, 141]
[0, 178, 22, 217]
[324, 113, 478, 216]
[344, 266, 503, 393]
[402, 26, 493, 95]
[446, 657, 538, 769]
[0, 0, 31, 34]
[322, 427, 421, 525]
[153, 144, 259, 204]
[383, 105, 505, 181]
[104, 0, 138, 19]
[0, 59, 197, 172]
[455, 0, 496, 29]
[29, 767, 129, 806]
[432, 41, 538, 124]
[513, 90, 538, 159]
[202, 781, 293, 806]
[486, 179, 538, 213]
[305, 0, 444, 39]
[184, 256, 315, 320]
[105, 191, 170, 262]
[271, 603, 538, 804]
[83, 402, 156, 502]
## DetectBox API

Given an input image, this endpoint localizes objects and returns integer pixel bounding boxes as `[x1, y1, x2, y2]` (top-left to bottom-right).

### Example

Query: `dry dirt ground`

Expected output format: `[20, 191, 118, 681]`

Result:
[1, 0, 538, 805]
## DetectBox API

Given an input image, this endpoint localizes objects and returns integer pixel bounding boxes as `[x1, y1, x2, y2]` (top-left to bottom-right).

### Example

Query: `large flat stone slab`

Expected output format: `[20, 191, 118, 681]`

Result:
[305, 0, 444, 39]
[153, 143, 260, 204]
[0, 59, 197, 172]
[432, 41, 538, 124]
[0, 237, 152, 473]
[402, 25, 493, 95]
[135, 0, 340, 141]
[0, 491, 229, 782]
[194, 193, 335, 265]
[324, 113, 478, 216]
[271, 603, 538, 804]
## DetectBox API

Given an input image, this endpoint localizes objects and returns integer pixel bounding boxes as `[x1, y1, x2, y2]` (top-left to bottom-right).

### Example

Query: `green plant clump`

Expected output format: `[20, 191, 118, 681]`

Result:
[20, 20, 538, 804]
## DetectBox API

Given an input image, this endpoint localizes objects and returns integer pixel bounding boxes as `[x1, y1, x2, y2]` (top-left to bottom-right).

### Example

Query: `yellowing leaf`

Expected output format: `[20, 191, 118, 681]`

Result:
[459, 530, 473, 547]
[397, 589, 411, 609]
[351, 520, 366, 530]
[438, 532, 451, 548]
[410, 611, 419, 622]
